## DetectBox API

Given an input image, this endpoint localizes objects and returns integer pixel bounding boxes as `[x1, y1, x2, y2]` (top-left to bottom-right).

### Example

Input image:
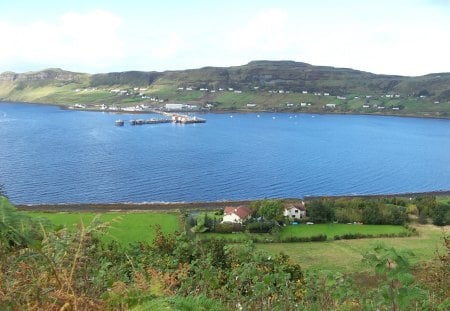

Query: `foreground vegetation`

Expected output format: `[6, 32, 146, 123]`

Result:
[1, 195, 450, 310]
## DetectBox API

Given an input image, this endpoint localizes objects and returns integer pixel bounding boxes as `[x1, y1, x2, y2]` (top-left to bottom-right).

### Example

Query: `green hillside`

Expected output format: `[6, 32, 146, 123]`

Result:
[1, 61, 450, 117]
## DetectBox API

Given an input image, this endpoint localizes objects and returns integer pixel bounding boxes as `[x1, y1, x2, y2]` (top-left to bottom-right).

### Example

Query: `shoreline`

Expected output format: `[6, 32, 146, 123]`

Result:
[15, 190, 450, 212]
[1, 100, 450, 121]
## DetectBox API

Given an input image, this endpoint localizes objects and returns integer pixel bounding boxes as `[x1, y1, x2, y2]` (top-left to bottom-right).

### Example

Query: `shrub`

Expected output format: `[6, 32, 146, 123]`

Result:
[246, 220, 277, 233]
[281, 234, 327, 243]
[214, 222, 243, 233]
[432, 204, 450, 226]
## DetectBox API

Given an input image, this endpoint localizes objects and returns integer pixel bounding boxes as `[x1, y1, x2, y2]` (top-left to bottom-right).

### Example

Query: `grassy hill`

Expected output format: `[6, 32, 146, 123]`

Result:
[1, 61, 450, 117]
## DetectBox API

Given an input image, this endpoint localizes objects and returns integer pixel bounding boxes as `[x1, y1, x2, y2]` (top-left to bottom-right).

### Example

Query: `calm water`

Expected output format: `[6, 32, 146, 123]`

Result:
[1, 102, 450, 204]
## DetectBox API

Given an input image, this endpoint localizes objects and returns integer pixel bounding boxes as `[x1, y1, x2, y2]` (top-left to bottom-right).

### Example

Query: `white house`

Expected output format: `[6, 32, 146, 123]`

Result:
[326, 103, 336, 108]
[283, 202, 306, 220]
[165, 103, 184, 110]
[222, 206, 252, 224]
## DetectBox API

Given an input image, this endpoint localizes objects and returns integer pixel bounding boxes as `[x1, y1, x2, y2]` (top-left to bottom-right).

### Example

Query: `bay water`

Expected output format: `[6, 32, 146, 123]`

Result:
[1, 102, 450, 204]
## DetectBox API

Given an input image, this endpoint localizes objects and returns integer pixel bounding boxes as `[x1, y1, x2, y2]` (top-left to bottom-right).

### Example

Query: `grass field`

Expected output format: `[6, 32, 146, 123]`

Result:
[25, 210, 449, 273]
[200, 224, 409, 242]
[258, 225, 449, 273]
[27, 211, 180, 247]
[280, 223, 408, 240]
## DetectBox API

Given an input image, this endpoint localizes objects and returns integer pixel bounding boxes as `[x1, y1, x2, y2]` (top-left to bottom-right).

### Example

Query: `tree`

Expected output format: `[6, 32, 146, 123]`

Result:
[414, 196, 437, 217]
[256, 200, 284, 222]
[432, 204, 450, 226]
[362, 202, 383, 224]
[307, 199, 335, 223]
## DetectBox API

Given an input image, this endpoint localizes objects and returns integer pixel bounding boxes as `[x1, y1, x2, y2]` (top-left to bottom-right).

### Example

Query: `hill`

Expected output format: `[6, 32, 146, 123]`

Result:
[1, 61, 450, 117]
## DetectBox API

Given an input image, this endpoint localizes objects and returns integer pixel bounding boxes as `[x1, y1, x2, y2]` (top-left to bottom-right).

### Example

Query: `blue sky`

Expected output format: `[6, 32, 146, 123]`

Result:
[0, 0, 449, 75]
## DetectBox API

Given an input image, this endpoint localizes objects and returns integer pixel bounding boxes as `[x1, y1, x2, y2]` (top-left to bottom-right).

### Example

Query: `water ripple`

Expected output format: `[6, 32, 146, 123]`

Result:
[1, 102, 450, 204]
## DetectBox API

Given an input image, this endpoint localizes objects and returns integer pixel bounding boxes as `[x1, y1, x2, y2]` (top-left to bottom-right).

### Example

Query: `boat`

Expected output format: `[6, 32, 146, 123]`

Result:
[115, 119, 124, 126]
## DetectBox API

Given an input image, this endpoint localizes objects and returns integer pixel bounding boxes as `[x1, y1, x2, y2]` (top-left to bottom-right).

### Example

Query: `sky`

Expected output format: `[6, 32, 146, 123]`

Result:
[0, 0, 449, 76]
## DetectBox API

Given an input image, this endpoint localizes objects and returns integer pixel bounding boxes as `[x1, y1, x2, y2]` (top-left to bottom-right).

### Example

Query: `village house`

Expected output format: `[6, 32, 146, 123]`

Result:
[283, 202, 306, 221]
[222, 206, 253, 224]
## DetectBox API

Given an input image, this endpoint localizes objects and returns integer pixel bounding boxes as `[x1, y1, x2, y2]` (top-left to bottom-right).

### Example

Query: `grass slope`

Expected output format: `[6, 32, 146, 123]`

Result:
[27, 211, 180, 247]
[280, 223, 407, 239]
[1, 62, 450, 117]
[258, 225, 448, 273]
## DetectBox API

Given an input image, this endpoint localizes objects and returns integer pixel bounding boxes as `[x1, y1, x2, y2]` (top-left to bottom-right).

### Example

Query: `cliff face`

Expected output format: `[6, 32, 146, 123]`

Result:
[0, 69, 85, 82]
[1, 61, 449, 100]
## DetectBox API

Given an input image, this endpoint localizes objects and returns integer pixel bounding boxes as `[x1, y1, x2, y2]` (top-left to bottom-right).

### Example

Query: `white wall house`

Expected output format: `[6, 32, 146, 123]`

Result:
[283, 203, 306, 220]
[222, 206, 252, 224]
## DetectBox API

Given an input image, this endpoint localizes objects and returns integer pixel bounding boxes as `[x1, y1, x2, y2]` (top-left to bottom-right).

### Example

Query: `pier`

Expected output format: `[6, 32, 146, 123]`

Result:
[119, 110, 206, 126]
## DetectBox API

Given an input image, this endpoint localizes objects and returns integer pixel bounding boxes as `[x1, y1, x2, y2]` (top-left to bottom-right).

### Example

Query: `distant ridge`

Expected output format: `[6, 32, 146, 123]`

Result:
[1, 61, 449, 117]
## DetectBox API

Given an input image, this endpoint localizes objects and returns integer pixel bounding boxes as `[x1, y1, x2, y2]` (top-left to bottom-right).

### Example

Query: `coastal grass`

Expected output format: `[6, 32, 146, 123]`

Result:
[258, 225, 449, 273]
[27, 211, 180, 247]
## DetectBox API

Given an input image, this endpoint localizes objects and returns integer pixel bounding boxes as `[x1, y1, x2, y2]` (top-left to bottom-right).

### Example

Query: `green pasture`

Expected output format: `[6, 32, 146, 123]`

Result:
[200, 224, 408, 242]
[258, 225, 448, 273]
[27, 211, 180, 247]
[280, 223, 408, 240]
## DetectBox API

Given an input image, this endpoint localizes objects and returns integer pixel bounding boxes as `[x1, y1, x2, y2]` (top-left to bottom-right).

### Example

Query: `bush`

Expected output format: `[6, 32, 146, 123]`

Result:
[281, 234, 327, 243]
[214, 222, 243, 233]
[246, 220, 277, 233]
[432, 204, 450, 226]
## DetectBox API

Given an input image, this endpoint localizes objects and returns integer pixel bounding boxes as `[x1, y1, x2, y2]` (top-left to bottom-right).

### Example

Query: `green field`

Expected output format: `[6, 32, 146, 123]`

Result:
[25, 210, 449, 273]
[200, 224, 408, 242]
[27, 211, 180, 247]
[258, 225, 448, 273]
[280, 223, 408, 239]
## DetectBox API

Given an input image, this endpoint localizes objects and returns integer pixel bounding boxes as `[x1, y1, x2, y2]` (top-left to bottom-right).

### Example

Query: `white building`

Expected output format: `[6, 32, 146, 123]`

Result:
[283, 203, 306, 221]
[222, 206, 252, 224]
[165, 103, 184, 110]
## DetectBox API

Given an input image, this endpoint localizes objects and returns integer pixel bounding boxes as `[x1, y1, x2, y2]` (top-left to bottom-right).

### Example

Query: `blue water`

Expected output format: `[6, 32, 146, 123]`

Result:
[1, 102, 450, 204]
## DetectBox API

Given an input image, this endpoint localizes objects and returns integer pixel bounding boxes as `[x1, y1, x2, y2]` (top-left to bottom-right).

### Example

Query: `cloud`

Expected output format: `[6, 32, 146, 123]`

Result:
[229, 8, 290, 53]
[0, 10, 124, 72]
